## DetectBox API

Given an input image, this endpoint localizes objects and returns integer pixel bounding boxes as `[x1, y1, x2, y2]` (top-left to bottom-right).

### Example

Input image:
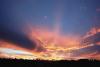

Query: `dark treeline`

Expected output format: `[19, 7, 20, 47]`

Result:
[0, 58, 100, 66]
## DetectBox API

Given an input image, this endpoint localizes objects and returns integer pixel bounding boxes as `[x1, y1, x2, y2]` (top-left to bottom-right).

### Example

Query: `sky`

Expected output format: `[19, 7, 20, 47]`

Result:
[0, 0, 100, 49]
[1, 0, 100, 34]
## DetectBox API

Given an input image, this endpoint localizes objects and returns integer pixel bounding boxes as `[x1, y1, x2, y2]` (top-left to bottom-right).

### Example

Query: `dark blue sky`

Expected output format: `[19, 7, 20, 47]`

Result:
[0, 0, 100, 35]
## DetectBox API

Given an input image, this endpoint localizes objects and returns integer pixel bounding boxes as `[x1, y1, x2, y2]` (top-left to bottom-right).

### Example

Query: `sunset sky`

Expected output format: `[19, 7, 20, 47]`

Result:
[0, 0, 100, 60]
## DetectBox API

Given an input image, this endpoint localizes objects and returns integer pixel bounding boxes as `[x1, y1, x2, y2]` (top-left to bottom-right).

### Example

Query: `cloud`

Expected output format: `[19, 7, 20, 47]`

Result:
[0, 26, 37, 50]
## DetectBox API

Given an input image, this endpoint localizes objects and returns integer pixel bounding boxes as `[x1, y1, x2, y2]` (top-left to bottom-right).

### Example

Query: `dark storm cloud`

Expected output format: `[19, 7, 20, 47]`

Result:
[0, 26, 37, 50]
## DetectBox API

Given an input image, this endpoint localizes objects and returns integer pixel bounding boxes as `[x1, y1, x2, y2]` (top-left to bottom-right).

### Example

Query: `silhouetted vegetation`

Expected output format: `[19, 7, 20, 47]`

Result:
[0, 58, 100, 66]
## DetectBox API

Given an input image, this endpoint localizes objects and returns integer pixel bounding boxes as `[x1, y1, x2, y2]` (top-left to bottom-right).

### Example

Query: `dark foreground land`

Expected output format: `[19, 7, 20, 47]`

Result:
[0, 58, 100, 66]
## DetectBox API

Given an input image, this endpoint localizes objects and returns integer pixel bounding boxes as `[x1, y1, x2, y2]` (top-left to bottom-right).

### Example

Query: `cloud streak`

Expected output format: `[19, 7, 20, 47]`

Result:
[0, 26, 37, 50]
